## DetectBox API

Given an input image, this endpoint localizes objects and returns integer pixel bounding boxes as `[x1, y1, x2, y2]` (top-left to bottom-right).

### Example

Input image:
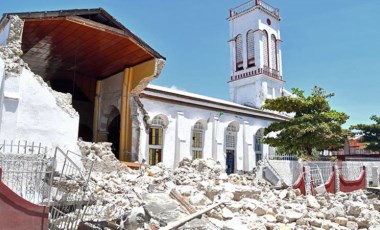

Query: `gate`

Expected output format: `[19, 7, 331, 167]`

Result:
[49, 148, 94, 230]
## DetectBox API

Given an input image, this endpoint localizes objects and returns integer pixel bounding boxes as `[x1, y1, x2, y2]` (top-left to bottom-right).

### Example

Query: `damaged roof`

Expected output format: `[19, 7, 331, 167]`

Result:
[1, 8, 165, 80]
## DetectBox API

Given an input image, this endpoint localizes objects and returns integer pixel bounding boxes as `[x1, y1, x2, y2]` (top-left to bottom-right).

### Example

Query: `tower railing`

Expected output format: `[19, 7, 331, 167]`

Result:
[229, 0, 280, 19]
[230, 66, 282, 81]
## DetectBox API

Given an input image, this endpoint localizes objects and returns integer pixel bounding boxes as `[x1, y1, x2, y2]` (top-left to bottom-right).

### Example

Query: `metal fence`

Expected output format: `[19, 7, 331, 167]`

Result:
[49, 148, 94, 230]
[308, 165, 333, 187]
[308, 167, 324, 187]
[339, 162, 365, 181]
[0, 140, 52, 204]
[0, 140, 94, 230]
[0, 140, 47, 155]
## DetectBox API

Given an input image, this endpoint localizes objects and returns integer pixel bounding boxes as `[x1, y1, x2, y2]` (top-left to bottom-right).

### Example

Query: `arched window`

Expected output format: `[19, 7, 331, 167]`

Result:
[262, 30, 269, 67]
[151, 116, 165, 126]
[247, 30, 255, 67]
[254, 128, 264, 165]
[191, 121, 205, 159]
[235, 34, 243, 71]
[148, 115, 167, 165]
[270, 34, 278, 70]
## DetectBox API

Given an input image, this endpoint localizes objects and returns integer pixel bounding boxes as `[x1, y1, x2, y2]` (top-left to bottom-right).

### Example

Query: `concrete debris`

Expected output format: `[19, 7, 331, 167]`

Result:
[72, 141, 380, 229]
[0, 15, 24, 75]
[0, 15, 78, 117]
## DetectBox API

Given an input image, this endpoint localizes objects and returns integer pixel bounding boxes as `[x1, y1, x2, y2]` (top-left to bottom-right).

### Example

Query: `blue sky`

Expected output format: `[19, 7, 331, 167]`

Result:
[1, 0, 379, 127]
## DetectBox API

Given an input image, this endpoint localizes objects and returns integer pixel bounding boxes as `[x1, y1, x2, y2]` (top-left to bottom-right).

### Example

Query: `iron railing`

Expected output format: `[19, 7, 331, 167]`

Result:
[0, 140, 52, 204]
[230, 67, 282, 81]
[308, 165, 333, 186]
[339, 162, 365, 181]
[0, 154, 53, 204]
[229, 0, 280, 19]
[49, 148, 94, 230]
[268, 154, 298, 161]
[0, 140, 94, 230]
[0, 140, 47, 155]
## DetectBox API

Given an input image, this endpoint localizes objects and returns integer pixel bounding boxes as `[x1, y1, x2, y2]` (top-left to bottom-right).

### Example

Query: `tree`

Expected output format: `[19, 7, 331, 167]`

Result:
[350, 115, 380, 152]
[261, 86, 349, 158]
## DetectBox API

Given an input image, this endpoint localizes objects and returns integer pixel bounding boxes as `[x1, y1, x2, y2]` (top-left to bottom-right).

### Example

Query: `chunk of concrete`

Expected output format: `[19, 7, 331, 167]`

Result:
[142, 193, 183, 225]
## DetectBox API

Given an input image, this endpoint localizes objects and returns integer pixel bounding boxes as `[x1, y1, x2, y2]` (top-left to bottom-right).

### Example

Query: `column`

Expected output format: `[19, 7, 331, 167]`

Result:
[174, 112, 184, 168]
[119, 67, 132, 161]
[92, 80, 102, 142]
[212, 116, 219, 161]
[243, 121, 249, 171]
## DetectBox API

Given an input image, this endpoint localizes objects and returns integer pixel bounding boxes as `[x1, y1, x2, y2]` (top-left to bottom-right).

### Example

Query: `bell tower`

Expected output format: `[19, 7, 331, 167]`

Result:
[228, 0, 285, 108]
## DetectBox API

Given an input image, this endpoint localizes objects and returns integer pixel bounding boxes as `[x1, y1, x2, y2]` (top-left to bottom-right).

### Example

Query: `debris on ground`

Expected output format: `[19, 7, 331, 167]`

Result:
[77, 141, 380, 230]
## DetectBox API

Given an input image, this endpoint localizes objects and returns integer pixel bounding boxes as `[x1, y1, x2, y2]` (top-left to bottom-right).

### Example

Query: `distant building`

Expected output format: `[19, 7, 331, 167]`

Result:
[332, 135, 380, 161]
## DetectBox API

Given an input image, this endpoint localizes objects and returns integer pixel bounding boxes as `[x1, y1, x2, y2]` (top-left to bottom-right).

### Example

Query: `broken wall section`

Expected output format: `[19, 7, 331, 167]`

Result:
[0, 15, 79, 152]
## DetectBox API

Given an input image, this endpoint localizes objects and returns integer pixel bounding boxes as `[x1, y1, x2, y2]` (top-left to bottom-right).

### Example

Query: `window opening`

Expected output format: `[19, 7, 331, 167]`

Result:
[235, 34, 243, 71]
[255, 129, 264, 165]
[263, 31, 269, 67]
[192, 121, 204, 159]
[148, 116, 166, 165]
[247, 30, 255, 67]
[270, 34, 278, 70]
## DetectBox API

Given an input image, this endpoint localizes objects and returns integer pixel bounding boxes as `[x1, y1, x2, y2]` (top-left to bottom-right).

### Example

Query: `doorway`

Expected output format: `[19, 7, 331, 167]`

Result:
[108, 114, 120, 159]
[226, 149, 235, 174]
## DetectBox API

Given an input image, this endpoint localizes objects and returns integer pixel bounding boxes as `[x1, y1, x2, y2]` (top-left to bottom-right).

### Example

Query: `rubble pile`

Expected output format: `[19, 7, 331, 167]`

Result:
[0, 15, 24, 75]
[77, 141, 380, 230]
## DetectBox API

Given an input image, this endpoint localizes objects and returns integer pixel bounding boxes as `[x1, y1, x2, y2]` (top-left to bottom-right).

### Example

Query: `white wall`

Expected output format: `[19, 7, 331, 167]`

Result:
[229, 74, 284, 108]
[0, 58, 79, 152]
[0, 20, 10, 46]
[99, 72, 123, 133]
[139, 96, 273, 171]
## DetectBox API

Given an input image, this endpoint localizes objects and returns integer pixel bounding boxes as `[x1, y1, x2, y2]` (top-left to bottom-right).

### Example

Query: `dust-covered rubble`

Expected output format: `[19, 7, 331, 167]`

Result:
[77, 141, 380, 230]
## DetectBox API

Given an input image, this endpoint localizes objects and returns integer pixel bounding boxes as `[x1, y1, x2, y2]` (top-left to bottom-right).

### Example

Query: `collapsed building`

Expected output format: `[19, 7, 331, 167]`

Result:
[0, 0, 291, 172]
[1, 2, 380, 230]
[0, 8, 165, 158]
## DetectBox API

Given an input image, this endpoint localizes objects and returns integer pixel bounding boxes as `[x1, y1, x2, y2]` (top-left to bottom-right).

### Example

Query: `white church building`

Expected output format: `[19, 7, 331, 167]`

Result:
[0, 0, 290, 174]
[133, 0, 290, 172]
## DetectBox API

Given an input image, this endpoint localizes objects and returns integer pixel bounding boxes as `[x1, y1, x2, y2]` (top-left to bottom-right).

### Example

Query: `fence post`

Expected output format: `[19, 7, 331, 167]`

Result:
[334, 164, 340, 193]
[373, 167, 379, 187]
[363, 165, 366, 189]
[304, 166, 312, 195]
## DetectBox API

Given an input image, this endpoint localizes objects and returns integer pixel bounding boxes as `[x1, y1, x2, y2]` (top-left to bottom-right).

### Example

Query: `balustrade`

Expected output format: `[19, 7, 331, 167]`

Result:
[229, 0, 280, 19]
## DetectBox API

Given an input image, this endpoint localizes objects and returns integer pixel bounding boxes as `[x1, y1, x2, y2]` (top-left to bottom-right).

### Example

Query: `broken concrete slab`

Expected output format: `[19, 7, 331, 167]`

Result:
[142, 193, 184, 225]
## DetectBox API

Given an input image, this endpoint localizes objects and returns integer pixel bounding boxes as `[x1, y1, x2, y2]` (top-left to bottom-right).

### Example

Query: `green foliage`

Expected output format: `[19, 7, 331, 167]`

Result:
[350, 115, 380, 152]
[330, 156, 338, 162]
[262, 86, 349, 157]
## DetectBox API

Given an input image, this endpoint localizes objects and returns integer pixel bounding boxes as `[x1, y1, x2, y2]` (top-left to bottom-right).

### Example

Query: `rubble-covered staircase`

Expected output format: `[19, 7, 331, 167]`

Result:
[261, 157, 287, 187]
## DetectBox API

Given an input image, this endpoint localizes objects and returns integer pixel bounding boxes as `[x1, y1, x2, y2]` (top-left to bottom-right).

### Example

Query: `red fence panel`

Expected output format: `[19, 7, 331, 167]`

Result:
[293, 167, 306, 195]
[0, 168, 49, 230]
[324, 166, 335, 194]
[339, 166, 366, 193]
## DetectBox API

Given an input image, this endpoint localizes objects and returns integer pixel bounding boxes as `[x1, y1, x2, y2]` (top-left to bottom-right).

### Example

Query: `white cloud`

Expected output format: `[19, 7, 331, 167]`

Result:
[169, 85, 187, 92]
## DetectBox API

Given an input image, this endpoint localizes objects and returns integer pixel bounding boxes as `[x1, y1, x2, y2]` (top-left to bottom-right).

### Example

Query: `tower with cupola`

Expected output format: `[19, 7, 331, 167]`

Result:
[228, 0, 285, 108]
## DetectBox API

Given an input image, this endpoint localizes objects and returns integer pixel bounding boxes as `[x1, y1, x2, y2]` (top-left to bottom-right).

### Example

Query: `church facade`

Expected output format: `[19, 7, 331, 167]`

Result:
[130, 0, 291, 172]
